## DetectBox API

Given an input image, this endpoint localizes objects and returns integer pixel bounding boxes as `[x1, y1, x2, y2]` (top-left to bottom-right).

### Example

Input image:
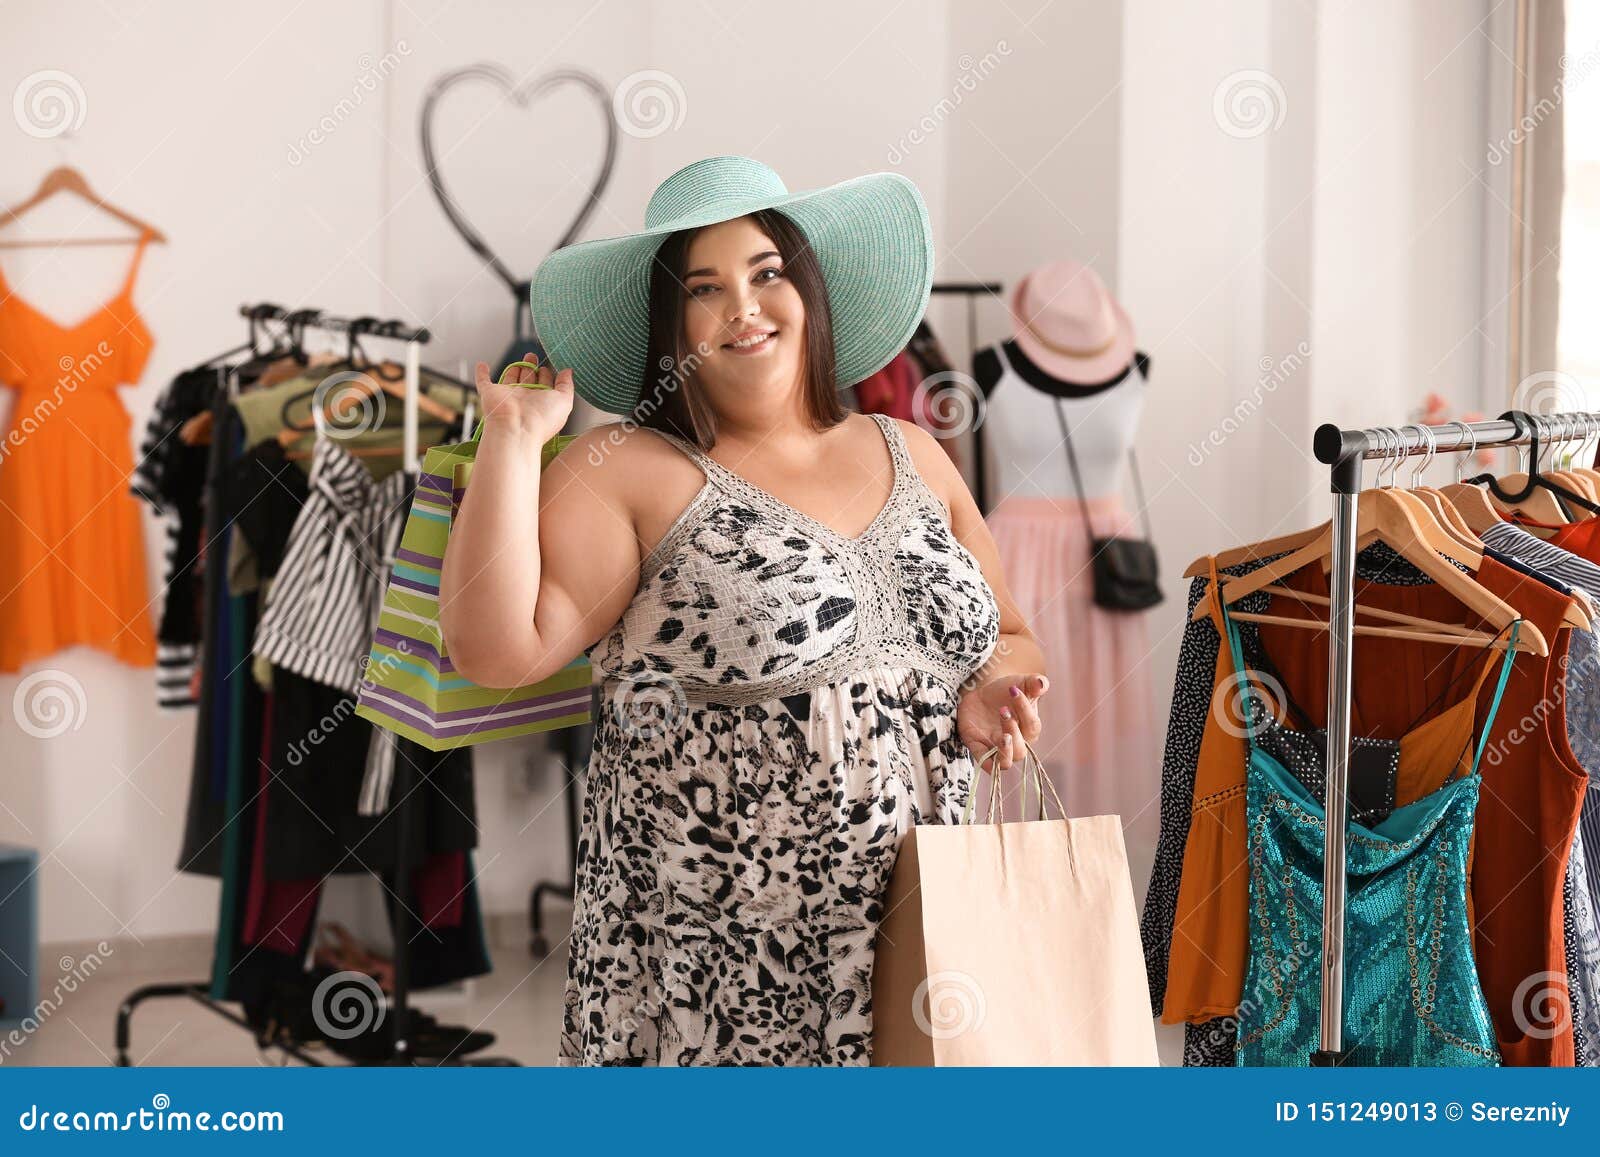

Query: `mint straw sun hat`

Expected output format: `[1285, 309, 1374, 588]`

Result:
[529, 154, 935, 415]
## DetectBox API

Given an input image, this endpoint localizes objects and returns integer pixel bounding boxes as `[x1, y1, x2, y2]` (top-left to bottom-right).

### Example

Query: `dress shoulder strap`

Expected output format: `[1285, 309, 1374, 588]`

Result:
[119, 232, 152, 298]
[866, 410, 912, 477]
[639, 424, 731, 484]
[1469, 620, 1522, 778]
[993, 340, 1015, 378]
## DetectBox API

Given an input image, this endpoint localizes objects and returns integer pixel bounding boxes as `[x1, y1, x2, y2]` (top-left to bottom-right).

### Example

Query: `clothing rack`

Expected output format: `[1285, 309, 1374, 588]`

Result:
[929, 281, 1002, 510]
[1308, 407, 1600, 1065]
[117, 304, 487, 1067]
[237, 304, 431, 470]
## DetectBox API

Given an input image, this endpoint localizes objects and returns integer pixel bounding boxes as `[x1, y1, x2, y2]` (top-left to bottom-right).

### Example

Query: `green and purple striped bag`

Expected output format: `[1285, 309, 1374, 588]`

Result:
[355, 371, 592, 749]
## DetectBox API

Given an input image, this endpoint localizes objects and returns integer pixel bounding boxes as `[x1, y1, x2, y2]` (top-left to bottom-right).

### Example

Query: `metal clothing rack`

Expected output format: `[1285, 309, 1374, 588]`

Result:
[1308, 407, 1600, 1065]
[117, 304, 487, 1066]
[238, 303, 430, 470]
[930, 281, 1002, 510]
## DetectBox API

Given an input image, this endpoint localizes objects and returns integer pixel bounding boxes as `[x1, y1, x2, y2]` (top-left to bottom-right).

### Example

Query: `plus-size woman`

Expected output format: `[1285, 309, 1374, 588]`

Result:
[439, 156, 1049, 1065]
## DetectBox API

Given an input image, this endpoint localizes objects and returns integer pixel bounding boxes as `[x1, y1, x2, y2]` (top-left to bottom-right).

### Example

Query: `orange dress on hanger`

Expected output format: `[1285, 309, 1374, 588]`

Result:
[0, 235, 157, 670]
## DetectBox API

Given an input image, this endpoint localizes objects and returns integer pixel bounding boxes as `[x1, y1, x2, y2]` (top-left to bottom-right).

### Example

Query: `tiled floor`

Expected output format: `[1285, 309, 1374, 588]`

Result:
[9, 932, 1186, 1067]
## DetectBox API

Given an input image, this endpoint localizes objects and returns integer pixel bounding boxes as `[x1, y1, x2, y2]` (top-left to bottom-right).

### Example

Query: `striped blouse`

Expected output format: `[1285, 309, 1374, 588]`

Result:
[254, 438, 411, 696]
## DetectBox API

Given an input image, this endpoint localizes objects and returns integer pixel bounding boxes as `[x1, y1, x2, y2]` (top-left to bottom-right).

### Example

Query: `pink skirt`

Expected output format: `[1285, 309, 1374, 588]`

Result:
[981, 494, 1161, 882]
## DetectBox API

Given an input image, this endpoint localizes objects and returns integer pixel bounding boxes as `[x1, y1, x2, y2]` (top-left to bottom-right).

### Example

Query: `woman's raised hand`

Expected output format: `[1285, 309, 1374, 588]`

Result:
[475, 353, 575, 443]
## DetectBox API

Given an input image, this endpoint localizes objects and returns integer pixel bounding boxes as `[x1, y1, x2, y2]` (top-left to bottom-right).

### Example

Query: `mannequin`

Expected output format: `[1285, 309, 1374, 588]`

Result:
[972, 339, 1151, 512]
[974, 258, 1160, 886]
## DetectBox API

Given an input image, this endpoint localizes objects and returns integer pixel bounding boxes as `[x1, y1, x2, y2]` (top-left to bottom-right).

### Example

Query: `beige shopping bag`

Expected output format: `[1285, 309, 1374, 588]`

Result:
[872, 740, 1159, 1066]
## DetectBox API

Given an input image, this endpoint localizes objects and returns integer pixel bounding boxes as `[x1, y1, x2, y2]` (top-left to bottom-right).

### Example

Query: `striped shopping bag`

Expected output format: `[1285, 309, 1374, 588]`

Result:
[354, 377, 592, 750]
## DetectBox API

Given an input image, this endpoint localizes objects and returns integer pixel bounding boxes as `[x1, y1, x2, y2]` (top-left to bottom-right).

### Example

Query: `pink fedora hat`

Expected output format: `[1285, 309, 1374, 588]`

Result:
[1008, 259, 1136, 383]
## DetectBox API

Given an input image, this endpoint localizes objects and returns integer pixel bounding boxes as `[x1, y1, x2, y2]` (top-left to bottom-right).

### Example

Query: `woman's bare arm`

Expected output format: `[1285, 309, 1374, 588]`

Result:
[438, 362, 641, 688]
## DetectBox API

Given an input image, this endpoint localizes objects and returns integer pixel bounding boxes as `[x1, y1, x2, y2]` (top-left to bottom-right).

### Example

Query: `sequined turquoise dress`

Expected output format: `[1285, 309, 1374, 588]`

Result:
[1220, 599, 1519, 1067]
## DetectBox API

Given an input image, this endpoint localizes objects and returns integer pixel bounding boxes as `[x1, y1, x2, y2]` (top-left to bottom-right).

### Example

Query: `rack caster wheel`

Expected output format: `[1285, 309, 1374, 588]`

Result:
[530, 935, 549, 956]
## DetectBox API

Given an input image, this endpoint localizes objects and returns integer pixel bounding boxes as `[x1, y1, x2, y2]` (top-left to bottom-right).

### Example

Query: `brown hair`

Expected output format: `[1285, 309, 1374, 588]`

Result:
[629, 208, 846, 448]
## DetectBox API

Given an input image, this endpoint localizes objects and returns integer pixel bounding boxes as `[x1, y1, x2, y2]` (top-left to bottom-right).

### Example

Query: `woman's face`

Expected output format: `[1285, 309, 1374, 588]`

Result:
[679, 216, 805, 410]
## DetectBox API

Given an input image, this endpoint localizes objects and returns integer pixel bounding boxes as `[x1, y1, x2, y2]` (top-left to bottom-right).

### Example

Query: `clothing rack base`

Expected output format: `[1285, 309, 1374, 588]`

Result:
[114, 982, 327, 1067]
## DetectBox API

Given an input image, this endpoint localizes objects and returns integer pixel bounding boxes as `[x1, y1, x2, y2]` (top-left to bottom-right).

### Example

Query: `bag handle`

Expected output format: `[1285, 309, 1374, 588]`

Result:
[959, 737, 1065, 825]
[1052, 397, 1155, 546]
[468, 359, 553, 443]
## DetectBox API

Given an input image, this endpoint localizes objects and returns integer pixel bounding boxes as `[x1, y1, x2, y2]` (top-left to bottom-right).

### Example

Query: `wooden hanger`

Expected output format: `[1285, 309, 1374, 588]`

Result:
[283, 440, 405, 462]
[1184, 524, 1324, 577]
[1276, 466, 1587, 634]
[0, 165, 167, 248]
[278, 363, 457, 436]
[1492, 471, 1570, 523]
[1432, 421, 1512, 534]
[1194, 487, 1551, 655]
[1252, 583, 1505, 644]
[1546, 416, 1600, 502]
[1552, 469, 1599, 503]
[365, 361, 457, 423]
[280, 398, 410, 462]
[281, 376, 454, 443]
[1181, 426, 1478, 577]
[1569, 437, 1600, 493]
[1437, 481, 1508, 534]
[1393, 423, 1484, 556]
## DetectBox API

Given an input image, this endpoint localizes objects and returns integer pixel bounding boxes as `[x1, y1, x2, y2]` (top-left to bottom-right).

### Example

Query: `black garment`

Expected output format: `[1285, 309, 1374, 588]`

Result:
[265, 669, 478, 880]
[220, 439, 309, 583]
[1245, 637, 1400, 827]
[226, 858, 492, 1013]
[905, 319, 954, 379]
[180, 431, 310, 876]
[177, 392, 263, 878]
[130, 367, 220, 707]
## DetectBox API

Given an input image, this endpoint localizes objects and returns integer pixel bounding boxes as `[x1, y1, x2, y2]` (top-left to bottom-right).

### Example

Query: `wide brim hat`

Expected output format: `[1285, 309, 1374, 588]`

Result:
[1008, 259, 1136, 384]
[531, 155, 934, 415]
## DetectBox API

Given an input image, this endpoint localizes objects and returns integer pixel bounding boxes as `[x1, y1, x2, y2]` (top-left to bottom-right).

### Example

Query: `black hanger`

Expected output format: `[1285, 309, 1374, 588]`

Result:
[1465, 410, 1600, 516]
[274, 316, 365, 428]
[191, 303, 281, 370]
[189, 339, 256, 371]
[283, 309, 323, 365]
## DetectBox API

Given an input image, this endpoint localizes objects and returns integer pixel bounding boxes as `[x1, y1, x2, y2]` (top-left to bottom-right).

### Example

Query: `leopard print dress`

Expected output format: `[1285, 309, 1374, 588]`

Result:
[559, 411, 1002, 1065]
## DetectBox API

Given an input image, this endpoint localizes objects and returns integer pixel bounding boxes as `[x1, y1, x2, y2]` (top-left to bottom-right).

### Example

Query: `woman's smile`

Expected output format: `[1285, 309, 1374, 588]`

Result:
[723, 327, 778, 355]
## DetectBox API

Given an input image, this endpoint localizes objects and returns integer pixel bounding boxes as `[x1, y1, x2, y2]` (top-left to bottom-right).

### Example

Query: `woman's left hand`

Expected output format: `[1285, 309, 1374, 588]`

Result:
[957, 673, 1048, 770]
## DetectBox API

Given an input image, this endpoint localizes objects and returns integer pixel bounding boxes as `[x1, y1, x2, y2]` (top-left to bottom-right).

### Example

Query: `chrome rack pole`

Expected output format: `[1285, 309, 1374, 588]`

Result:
[1310, 427, 1364, 1065]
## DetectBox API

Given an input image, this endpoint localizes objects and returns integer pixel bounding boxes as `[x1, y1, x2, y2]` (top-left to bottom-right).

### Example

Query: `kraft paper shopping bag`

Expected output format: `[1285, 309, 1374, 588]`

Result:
[872, 739, 1159, 1066]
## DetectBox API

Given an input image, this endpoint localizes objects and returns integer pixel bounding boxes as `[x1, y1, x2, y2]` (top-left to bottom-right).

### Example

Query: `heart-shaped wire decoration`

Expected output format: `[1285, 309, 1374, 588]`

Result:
[420, 64, 618, 295]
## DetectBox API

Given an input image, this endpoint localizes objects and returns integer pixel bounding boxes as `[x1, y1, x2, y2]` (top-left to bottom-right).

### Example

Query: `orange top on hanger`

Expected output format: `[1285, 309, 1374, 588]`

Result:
[0, 233, 157, 670]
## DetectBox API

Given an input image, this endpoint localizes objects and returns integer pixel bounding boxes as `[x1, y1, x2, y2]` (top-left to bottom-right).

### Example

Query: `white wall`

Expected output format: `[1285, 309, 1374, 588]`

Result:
[1120, 0, 1510, 742]
[1, 0, 1516, 947]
